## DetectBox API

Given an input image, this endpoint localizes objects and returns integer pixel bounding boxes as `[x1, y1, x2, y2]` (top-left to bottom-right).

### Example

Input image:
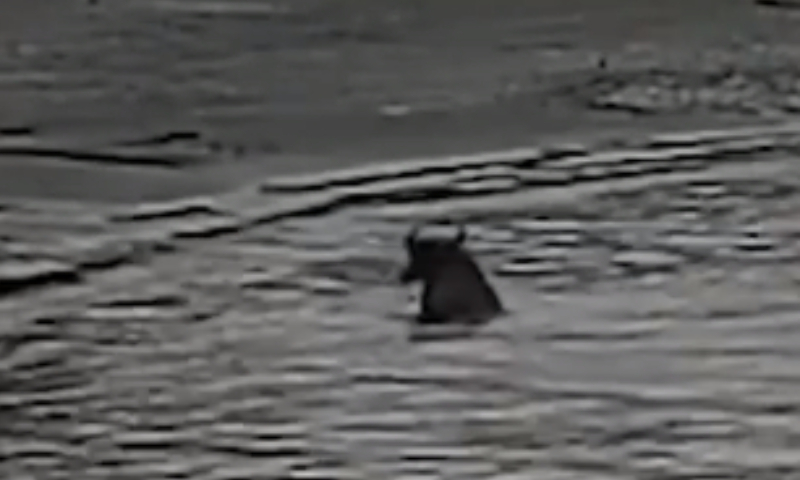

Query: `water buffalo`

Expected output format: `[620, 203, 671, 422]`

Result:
[400, 223, 504, 325]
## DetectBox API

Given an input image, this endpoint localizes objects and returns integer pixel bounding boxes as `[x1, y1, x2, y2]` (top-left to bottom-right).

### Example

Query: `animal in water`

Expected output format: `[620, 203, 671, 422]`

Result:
[400, 223, 504, 325]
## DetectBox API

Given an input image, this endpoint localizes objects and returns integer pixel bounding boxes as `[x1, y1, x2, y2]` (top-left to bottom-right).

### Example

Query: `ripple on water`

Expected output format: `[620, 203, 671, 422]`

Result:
[610, 250, 685, 272]
[5, 122, 800, 478]
[496, 259, 566, 277]
[0, 258, 81, 296]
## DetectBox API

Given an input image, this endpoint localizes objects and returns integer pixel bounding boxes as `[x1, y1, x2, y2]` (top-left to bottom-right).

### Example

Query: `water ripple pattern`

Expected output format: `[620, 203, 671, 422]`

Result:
[3, 122, 800, 478]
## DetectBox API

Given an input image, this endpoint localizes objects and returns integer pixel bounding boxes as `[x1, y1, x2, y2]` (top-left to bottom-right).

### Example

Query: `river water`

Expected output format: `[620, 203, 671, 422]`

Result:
[4, 120, 800, 479]
[5, 0, 800, 478]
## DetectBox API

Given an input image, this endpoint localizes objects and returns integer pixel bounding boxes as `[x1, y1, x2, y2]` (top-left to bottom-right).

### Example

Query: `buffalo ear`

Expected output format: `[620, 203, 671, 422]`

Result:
[454, 224, 467, 245]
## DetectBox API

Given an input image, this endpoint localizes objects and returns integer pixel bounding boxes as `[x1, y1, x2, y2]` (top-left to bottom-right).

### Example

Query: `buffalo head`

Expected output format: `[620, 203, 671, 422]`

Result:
[400, 223, 503, 325]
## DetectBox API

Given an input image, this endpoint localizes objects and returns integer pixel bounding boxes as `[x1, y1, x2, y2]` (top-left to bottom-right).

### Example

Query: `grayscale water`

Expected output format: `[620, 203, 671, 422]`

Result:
[4, 1, 800, 479]
[4, 122, 800, 479]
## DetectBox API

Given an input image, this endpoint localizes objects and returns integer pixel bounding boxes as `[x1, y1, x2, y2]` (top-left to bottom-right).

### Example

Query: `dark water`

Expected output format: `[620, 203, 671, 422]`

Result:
[4, 121, 800, 478]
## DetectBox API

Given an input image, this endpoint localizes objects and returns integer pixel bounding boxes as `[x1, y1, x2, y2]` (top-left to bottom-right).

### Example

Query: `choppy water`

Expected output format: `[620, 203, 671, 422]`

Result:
[3, 122, 800, 478]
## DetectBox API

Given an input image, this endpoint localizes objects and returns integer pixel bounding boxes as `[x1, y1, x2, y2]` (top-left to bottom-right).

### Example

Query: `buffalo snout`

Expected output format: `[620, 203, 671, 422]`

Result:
[399, 265, 417, 284]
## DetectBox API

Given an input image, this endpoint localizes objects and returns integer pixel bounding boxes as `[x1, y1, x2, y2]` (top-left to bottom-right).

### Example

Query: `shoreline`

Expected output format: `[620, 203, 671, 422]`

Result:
[0, 109, 789, 206]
